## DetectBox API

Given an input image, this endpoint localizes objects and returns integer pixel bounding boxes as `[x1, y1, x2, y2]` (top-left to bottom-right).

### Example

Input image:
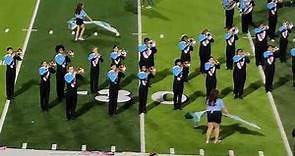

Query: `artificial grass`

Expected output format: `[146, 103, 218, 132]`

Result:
[142, 0, 287, 155]
[0, 0, 36, 115]
[251, 0, 295, 151]
[0, 0, 140, 151]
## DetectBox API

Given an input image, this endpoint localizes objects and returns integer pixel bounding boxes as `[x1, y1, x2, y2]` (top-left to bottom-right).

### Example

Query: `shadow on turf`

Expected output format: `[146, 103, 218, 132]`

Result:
[117, 96, 138, 114]
[273, 75, 292, 90]
[242, 80, 263, 97]
[146, 101, 161, 112]
[142, 8, 170, 21]
[219, 87, 233, 99]
[120, 73, 137, 88]
[124, 0, 137, 14]
[49, 98, 62, 109]
[194, 123, 264, 139]
[150, 68, 170, 85]
[14, 79, 39, 97]
[75, 100, 99, 117]
[183, 91, 206, 108]
[188, 68, 201, 81]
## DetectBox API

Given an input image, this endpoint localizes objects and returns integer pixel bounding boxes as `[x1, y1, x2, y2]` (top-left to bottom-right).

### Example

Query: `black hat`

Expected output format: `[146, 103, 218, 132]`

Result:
[55, 45, 65, 52]
[174, 59, 182, 65]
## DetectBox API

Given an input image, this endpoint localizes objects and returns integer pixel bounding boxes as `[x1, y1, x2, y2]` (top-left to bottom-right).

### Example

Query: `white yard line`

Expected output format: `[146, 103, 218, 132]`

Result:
[0, 0, 41, 134]
[137, 0, 145, 153]
[247, 32, 293, 156]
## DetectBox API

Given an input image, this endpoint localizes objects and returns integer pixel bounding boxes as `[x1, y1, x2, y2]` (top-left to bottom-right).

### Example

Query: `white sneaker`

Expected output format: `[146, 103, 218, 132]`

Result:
[74, 38, 78, 41]
[78, 37, 85, 41]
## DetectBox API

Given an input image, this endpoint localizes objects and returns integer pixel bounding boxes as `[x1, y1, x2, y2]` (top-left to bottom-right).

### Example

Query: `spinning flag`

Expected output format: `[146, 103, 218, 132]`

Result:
[67, 18, 120, 36]
[185, 111, 262, 130]
[223, 114, 262, 130]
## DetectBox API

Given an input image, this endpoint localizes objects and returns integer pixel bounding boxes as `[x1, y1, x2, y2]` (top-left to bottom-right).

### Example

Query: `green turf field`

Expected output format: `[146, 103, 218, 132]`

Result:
[0, 0, 292, 155]
[0, 0, 140, 151]
[0, 0, 36, 114]
[252, 0, 295, 151]
[142, 0, 287, 155]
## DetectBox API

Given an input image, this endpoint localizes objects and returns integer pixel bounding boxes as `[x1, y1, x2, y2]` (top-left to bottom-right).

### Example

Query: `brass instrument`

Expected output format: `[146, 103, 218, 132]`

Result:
[118, 48, 127, 57]
[149, 67, 156, 75]
[239, 50, 251, 56]
[74, 67, 85, 74]
[230, 26, 239, 35]
[272, 47, 279, 52]
[66, 49, 74, 57]
[183, 61, 191, 67]
[148, 40, 157, 47]
[11, 48, 23, 56]
[283, 21, 294, 30]
[118, 64, 126, 72]
[261, 24, 269, 31]
[48, 60, 56, 68]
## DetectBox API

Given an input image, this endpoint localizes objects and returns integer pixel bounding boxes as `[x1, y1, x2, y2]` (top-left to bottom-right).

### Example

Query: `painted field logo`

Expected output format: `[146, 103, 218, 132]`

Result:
[151, 91, 188, 104]
[95, 89, 131, 103]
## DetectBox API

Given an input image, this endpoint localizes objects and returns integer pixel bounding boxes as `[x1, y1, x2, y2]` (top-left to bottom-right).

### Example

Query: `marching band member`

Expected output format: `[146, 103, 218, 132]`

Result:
[223, 0, 238, 28]
[279, 21, 293, 62]
[172, 59, 185, 110]
[39, 61, 56, 112]
[254, 24, 269, 66]
[290, 48, 295, 87]
[267, 0, 278, 40]
[3, 47, 22, 100]
[137, 66, 155, 114]
[179, 34, 194, 81]
[239, 0, 255, 33]
[263, 45, 279, 92]
[225, 26, 239, 70]
[108, 64, 126, 116]
[64, 66, 84, 120]
[54, 45, 72, 101]
[138, 38, 157, 68]
[199, 30, 214, 73]
[110, 45, 127, 66]
[232, 49, 250, 99]
[74, 3, 92, 41]
[88, 47, 103, 93]
[205, 57, 220, 98]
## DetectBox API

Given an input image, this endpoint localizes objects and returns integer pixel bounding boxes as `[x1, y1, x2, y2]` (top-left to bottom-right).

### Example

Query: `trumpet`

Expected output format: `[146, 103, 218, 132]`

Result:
[118, 48, 127, 57]
[283, 21, 294, 30]
[229, 26, 239, 35]
[60, 49, 74, 57]
[66, 49, 74, 56]
[11, 48, 23, 56]
[48, 60, 56, 68]
[148, 40, 157, 47]
[183, 61, 191, 67]
[74, 67, 84, 74]
[118, 64, 126, 72]
[239, 51, 251, 56]
[188, 38, 196, 45]
[271, 47, 279, 52]
[148, 67, 156, 75]
[260, 24, 269, 31]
